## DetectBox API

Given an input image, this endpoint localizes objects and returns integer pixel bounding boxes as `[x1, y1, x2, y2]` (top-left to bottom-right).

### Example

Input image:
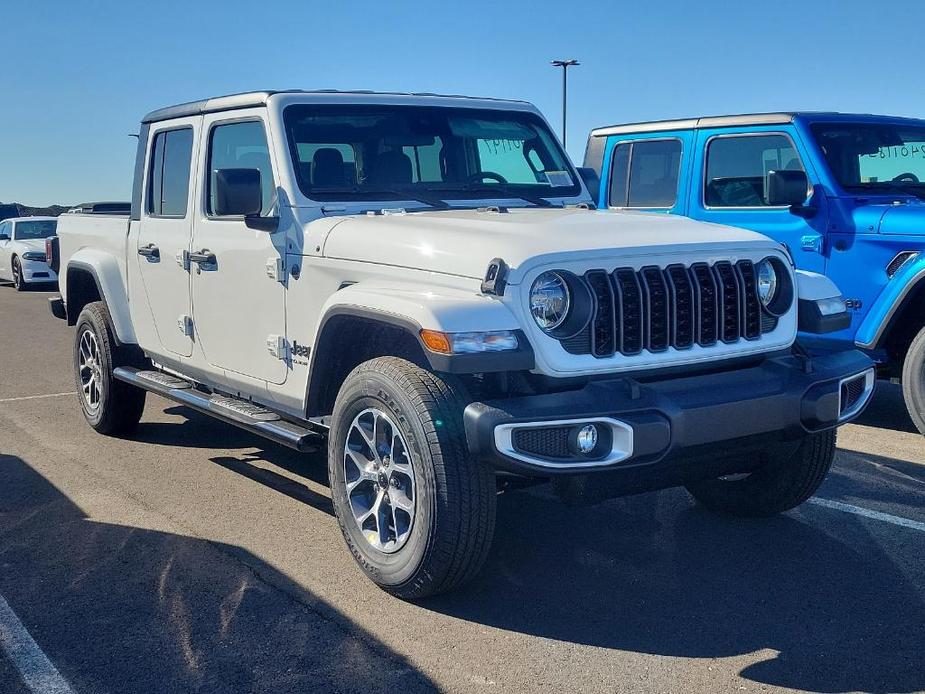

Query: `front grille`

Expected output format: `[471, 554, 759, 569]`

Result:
[563, 260, 770, 357]
[512, 427, 571, 459]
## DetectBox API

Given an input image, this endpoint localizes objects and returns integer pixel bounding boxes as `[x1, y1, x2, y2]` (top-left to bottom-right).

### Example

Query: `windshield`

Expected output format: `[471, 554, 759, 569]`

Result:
[811, 122, 925, 195]
[283, 104, 579, 206]
[15, 220, 57, 240]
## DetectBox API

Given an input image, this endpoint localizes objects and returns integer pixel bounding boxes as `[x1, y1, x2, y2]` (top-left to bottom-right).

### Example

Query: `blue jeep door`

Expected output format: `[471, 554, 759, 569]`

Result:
[602, 132, 693, 214]
[689, 127, 827, 274]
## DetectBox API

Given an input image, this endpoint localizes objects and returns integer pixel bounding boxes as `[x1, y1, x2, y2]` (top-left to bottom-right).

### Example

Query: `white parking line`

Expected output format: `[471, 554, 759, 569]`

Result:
[0, 593, 76, 693]
[809, 497, 925, 533]
[0, 392, 75, 404]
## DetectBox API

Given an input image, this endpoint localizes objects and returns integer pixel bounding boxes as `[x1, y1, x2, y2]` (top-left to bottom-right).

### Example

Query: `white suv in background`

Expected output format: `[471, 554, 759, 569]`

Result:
[0, 216, 59, 290]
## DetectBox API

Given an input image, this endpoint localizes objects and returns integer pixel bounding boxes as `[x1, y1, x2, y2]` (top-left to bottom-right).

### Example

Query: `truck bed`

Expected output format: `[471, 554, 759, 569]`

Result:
[57, 212, 131, 305]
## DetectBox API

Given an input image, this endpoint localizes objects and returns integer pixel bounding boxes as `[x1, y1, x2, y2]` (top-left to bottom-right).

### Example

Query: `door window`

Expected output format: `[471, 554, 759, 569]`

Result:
[705, 134, 804, 207]
[207, 121, 275, 216]
[147, 128, 194, 217]
[609, 139, 681, 208]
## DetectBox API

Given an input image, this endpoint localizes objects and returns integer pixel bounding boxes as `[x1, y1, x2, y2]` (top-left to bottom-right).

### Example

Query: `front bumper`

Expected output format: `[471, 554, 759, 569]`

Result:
[21, 258, 57, 283]
[465, 349, 874, 481]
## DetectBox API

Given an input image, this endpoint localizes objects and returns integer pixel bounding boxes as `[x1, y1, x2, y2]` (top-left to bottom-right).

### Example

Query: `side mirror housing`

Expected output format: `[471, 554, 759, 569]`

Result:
[214, 168, 263, 216]
[0, 232, 10, 241]
[766, 169, 809, 207]
[576, 167, 601, 205]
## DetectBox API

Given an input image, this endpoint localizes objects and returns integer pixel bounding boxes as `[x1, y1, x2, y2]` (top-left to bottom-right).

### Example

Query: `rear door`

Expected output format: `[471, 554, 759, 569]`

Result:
[190, 111, 287, 385]
[688, 127, 827, 273]
[135, 119, 200, 357]
[602, 132, 693, 214]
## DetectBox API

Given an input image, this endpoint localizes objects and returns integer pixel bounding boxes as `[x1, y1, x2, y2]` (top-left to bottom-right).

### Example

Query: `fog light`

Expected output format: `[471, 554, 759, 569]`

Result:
[576, 424, 598, 454]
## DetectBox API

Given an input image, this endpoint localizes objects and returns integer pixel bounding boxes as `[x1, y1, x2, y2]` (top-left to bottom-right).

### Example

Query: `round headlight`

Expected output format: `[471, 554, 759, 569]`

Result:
[756, 258, 779, 308]
[530, 271, 571, 332]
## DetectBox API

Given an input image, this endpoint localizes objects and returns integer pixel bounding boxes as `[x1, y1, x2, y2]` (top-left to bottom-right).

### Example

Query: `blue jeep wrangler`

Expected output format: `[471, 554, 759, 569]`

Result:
[584, 112, 925, 434]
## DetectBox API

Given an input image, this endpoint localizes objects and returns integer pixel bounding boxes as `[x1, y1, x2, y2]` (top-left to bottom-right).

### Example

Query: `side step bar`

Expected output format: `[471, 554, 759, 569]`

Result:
[113, 367, 324, 453]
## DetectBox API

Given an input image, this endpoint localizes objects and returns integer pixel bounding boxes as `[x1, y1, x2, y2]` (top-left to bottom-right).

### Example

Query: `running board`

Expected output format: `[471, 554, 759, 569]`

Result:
[113, 367, 323, 452]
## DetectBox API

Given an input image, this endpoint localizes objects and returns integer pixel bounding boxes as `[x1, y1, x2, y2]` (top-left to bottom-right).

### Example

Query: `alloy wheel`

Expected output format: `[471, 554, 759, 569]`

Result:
[343, 407, 416, 553]
[78, 328, 103, 413]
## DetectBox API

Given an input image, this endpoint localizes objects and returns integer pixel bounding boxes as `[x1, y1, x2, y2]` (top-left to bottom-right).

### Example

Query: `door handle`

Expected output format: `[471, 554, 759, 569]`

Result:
[189, 249, 216, 266]
[137, 244, 160, 260]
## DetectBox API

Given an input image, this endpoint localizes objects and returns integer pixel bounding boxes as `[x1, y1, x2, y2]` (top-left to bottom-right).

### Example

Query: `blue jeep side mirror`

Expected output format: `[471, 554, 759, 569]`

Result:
[766, 169, 809, 207]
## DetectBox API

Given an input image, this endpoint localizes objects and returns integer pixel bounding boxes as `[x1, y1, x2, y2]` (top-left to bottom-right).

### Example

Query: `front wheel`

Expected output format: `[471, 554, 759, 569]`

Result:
[74, 301, 147, 435]
[901, 325, 925, 435]
[12, 257, 24, 291]
[328, 357, 496, 599]
[685, 430, 836, 517]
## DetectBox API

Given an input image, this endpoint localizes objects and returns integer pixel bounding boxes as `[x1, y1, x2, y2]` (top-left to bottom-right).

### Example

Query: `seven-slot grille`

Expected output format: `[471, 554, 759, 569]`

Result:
[566, 260, 770, 358]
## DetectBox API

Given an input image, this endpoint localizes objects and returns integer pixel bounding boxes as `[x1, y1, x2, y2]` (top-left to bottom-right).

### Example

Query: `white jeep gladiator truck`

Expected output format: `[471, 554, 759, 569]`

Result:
[48, 90, 875, 599]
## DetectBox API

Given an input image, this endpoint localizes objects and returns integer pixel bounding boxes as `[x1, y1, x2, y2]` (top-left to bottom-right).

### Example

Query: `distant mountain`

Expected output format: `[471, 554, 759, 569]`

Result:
[0, 202, 73, 220]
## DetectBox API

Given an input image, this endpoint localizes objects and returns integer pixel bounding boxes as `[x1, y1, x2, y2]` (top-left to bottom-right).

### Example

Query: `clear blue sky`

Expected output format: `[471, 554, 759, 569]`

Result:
[4, 0, 924, 206]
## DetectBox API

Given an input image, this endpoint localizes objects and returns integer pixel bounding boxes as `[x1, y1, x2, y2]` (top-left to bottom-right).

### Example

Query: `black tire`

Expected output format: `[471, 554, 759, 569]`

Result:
[901, 325, 925, 435]
[74, 301, 147, 435]
[11, 257, 24, 291]
[328, 357, 496, 599]
[685, 430, 836, 517]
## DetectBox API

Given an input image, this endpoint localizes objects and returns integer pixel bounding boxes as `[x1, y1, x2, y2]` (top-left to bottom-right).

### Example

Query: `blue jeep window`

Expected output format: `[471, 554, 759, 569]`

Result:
[705, 134, 803, 207]
[811, 122, 925, 194]
[609, 139, 681, 208]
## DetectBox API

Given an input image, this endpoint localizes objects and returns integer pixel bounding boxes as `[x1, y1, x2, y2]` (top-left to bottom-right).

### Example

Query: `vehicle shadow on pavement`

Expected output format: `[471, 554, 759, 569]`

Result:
[855, 381, 918, 434]
[0, 454, 434, 694]
[132, 406, 334, 516]
[425, 486, 925, 694]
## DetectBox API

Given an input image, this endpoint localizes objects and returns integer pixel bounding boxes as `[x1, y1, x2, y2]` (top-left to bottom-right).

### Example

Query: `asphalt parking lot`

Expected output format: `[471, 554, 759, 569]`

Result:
[1, 285, 923, 694]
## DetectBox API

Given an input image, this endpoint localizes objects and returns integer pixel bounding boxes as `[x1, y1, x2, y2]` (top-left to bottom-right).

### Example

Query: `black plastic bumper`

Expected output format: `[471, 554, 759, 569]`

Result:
[464, 349, 873, 483]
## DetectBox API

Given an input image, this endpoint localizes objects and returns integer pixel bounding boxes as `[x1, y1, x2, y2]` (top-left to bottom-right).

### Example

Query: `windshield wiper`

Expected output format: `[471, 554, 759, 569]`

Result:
[311, 186, 450, 210]
[430, 184, 559, 208]
[847, 183, 925, 200]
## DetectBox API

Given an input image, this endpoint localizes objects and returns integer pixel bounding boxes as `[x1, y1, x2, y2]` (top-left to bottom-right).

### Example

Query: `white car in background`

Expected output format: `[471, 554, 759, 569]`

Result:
[0, 216, 59, 290]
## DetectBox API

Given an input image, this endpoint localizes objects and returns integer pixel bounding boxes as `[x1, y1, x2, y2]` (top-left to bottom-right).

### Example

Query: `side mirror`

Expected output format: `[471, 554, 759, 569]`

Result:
[214, 168, 263, 216]
[0, 234, 9, 242]
[576, 167, 601, 205]
[214, 168, 279, 231]
[766, 169, 809, 207]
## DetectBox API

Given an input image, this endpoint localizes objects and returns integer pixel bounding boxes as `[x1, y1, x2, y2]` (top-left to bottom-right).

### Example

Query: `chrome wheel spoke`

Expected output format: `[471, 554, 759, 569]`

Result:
[344, 407, 416, 553]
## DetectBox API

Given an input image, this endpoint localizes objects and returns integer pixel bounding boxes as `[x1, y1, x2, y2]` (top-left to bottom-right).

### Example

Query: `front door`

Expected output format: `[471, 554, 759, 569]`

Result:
[689, 129, 827, 274]
[190, 112, 287, 385]
[135, 121, 199, 357]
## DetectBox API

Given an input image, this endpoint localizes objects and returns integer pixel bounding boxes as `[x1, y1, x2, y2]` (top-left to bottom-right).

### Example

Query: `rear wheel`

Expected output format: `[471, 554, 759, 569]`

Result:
[328, 357, 496, 599]
[11, 257, 24, 291]
[74, 301, 146, 435]
[685, 430, 836, 517]
[901, 325, 925, 435]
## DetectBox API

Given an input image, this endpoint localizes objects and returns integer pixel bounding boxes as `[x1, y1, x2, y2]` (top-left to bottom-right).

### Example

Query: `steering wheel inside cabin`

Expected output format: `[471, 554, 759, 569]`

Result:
[892, 172, 920, 184]
[466, 171, 509, 185]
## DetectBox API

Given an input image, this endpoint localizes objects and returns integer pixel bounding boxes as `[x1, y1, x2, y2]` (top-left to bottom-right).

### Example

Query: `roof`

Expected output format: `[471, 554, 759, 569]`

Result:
[141, 89, 533, 124]
[3, 216, 57, 223]
[588, 111, 925, 137]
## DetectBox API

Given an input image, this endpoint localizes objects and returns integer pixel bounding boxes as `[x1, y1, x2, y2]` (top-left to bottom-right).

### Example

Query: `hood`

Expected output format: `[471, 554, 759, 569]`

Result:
[15, 238, 47, 253]
[875, 200, 925, 236]
[321, 208, 779, 282]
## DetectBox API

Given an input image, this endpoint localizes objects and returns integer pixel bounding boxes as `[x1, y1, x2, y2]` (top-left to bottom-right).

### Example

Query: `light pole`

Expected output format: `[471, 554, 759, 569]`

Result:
[550, 58, 579, 148]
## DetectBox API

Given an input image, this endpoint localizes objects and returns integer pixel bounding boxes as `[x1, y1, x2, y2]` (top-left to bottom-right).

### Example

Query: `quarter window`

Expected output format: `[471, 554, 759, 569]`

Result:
[146, 128, 194, 217]
[705, 134, 804, 207]
[208, 121, 275, 216]
[609, 139, 681, 208]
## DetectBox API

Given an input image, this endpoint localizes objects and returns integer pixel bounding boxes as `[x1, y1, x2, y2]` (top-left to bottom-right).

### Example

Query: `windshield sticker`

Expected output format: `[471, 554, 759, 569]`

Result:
[545, 170, 573, 187]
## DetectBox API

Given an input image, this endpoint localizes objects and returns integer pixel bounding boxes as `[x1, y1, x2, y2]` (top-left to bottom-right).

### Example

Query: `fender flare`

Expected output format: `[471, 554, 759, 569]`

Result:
[66, 250, 137, 345]
[855, 260, 925, 350]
